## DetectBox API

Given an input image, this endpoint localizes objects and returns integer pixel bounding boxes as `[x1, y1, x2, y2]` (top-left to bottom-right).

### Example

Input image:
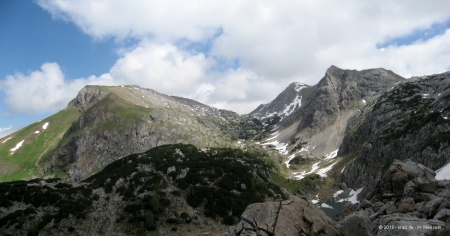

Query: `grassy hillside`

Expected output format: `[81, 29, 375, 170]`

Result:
[0, 109, 80, 182]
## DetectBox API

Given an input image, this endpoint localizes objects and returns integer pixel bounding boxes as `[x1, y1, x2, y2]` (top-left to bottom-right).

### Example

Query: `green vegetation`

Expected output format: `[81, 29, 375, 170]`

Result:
[0, 108, 80, 182]
[271, 172, 323, 195]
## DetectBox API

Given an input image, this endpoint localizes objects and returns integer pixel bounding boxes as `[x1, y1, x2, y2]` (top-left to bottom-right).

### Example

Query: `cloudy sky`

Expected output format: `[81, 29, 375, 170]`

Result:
[1, 0, 450, 137]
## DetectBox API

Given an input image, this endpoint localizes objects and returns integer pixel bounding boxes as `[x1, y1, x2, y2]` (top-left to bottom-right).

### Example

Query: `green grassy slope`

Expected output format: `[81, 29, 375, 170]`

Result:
[0, 108, 80, 182]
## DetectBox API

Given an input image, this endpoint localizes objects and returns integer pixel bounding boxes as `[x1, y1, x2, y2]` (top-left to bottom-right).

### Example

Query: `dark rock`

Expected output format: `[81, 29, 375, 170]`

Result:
[433, 208, 450, 222]
[341, 202, 360, 217]
[397, 197, 415, 213]
[342, 211, 373, 236]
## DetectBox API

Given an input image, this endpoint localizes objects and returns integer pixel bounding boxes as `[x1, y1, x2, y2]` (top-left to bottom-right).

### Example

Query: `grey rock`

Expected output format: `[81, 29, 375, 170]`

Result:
[433, 208, 450, 222]
[342, 211, 373, 236]
[397, 197, 415, 213]
[231, 196, 340, 236]
[374, 213, 447, 236]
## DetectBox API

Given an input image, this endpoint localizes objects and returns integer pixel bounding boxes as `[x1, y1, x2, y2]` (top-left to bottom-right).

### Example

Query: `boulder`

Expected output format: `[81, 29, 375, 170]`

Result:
[397, 197, 415, 213]
[342, 211, 373, 236]
[230, 196, 340, 236]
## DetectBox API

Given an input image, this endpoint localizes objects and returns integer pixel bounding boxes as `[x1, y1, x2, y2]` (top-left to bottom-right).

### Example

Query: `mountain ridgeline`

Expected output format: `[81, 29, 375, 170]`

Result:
[1, 65, 450, 235]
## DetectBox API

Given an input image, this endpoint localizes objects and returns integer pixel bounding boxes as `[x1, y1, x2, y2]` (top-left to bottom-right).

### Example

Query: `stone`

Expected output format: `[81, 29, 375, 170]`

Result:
[433, 208, 450, 222]
[231, 196, 340, 236]
[342, 211, 373, 236]
[397, 197, 415, 213]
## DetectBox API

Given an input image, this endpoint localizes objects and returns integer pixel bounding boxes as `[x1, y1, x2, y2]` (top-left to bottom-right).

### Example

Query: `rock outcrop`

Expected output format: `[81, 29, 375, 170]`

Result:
[337, 160, 450, 236]
[340, 71, 450, 197]
[229, 195, 340, 236]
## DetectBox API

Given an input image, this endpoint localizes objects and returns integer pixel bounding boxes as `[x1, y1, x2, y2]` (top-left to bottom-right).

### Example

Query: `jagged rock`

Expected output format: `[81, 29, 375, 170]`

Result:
[340, 72, 450, 197]
[230, 196, 340, 236]
[341, 211, 373, 236]
[420, 197, 450, 219]
[341, 202, 360, 217]
[433, 209, 450, 222]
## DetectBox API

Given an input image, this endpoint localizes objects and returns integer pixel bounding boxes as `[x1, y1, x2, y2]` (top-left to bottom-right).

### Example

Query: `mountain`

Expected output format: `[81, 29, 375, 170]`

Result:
[0, 85, 263, 182]
[339, 71, 450, 198]
[249, 82, 313, 120]
[251, 66, 404, 172]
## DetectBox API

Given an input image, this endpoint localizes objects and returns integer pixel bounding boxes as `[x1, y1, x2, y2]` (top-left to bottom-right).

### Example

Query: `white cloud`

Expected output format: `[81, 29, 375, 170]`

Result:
[0, 63, 114, 114]
[3, 1, 450, 115]
[0, 126, 20, 139]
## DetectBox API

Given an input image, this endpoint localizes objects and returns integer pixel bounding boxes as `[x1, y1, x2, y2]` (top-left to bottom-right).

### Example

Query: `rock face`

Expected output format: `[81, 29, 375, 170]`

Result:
[229, 195, 340, 236]
[249, 82, 312, 120]
[45, 85, 263, 181]
[340, 71, 450, 197]
[255, 66, 404, 159]
[337, 160, 450, 236]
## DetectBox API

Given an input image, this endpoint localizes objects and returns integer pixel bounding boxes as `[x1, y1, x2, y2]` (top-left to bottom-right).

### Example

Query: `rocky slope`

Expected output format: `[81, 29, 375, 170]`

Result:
[0, 85, 263, 181]
[339, 71, 450, 197]
[336, 159, 450, 236]
[249, 82, 313, 120]
[250, 66, 404, 182]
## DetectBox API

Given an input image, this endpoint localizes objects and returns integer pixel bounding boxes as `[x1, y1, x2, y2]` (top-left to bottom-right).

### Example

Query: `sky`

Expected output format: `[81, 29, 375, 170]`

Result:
[1, 0, 450, 138]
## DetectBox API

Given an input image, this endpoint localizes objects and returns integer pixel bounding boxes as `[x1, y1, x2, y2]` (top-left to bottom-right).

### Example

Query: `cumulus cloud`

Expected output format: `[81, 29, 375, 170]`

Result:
[3, 0, 449, 115]
[0, 63, 114, 113]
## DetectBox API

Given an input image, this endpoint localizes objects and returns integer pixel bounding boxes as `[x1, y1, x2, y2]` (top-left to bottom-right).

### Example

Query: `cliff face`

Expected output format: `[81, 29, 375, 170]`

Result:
[340, 71, 450, 197]
[44, 85, 263, 181]
[262, 66, 404, 159]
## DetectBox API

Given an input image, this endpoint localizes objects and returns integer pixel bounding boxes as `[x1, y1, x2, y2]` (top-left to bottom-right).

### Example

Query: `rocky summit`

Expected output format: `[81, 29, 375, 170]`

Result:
[1, 66, 450, 235]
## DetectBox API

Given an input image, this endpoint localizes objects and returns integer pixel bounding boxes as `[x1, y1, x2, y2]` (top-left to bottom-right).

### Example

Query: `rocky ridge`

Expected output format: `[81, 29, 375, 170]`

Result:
[44, 85, 263, 181]
[340, 71, 450, 198]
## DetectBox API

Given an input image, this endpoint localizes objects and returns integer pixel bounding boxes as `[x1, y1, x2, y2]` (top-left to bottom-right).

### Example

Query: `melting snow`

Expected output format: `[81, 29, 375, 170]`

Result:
[11, 140, 25, 152]
[311, 199, 319, 204]
[285, 146, 309, 168]
[333, 190, 344, 199]
[294, 83, 307, 92]
[35, 131, 40, 134]
[436, 162, 450, 180]
[294, 161, 320, 179]
[341, 166, 346, 173]
[2, 137, 12, 143]
[362, 99, 366, 105]
[337, 188, 364, 204]
[438, 93, 441, 97]
[324, 149, 339, 159]
[281, 95, 302, 117]
[42, 122, 49, 130]
[316, 161, 339, 177]
[320, 203, 334, 209]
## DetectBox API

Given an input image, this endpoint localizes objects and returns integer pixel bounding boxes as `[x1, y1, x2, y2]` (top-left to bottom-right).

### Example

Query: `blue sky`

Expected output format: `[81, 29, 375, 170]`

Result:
[0, 0, 450, 137]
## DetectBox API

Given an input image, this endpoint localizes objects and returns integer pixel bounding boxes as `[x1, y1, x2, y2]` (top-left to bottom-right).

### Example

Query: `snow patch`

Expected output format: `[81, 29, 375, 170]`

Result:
[341, 166, 346, 174]
[42, 122, 49, 130]
[11, 140, 25, 152]
[35, 131, 40, 134]
[320, 203, 334, 209]
[333, 190, 344, 199]
[337, 188, 364, 204]
[2, 137, 12, 143]
[324, 149, 339, 160]
[316, 161, 339, 177]
[362, 99, 366, 105]
[294, 83, 307, 92]
[281, 95, 302, 117]
[311, 199, 319, 204]
[436, 162, 450, 180]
